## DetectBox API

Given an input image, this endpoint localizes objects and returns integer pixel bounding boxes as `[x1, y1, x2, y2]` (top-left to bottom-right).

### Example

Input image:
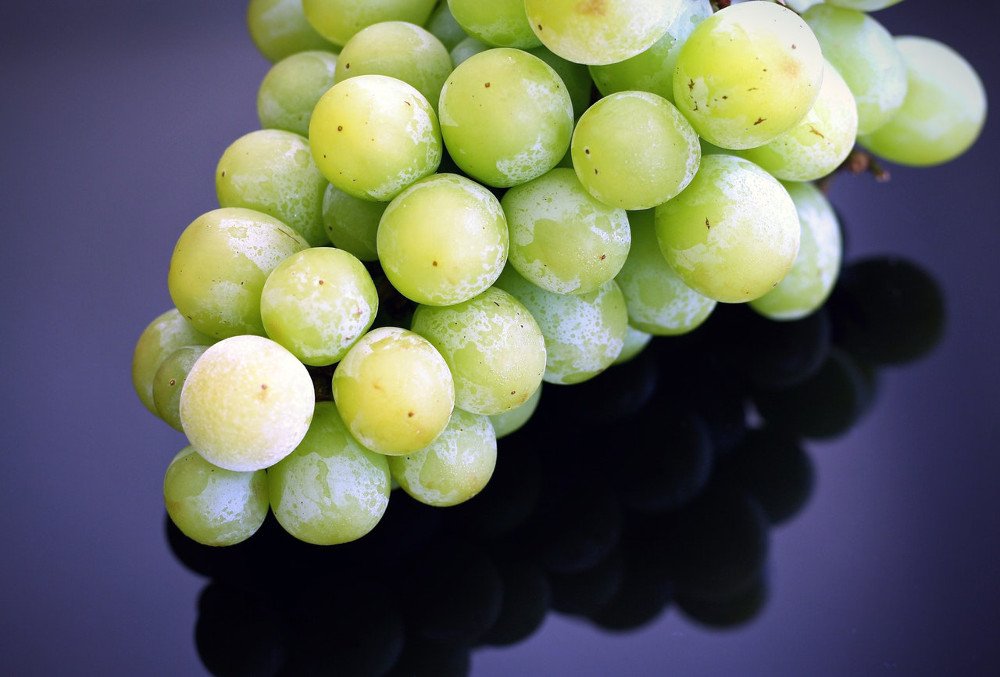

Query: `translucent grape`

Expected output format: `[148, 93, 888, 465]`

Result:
[614, 326, 652, 365]
[524, 0, 684, 66]
[502, 168, 630, 295]
[247, 0, 336, 62]
[180, 335, 315, 472]
[450, 36, 490, 67]
[803, 4, 907, 135]
[447, 0, 540, 49]
[332, 327, 455, 455]
[164, 447, 269, 546]
[388, 408, 496, 507]
[310, 74, 442, 201]
[268, 402, 390, 545]
[302, 0, 437, 46]
[654, 154, 800, 303]
[860, 37, 987, 167]
[571, 91, 701, 210]
[615, 209, 716, 335]
[526, 46, 592, 119]
[489, 385, 542, 439]
[321, 183, 385, 261]
[410, 287, 546, 415]
[426, 2, 467, 51]
[335, 21, 452, 109]
[438, 48, 573, 187]
[153, 345, 208, 432]
[257, 50, 338, 137]
[495, 267, 628, 385]
[260, 247, 378, 366]
[215, 129, 328, 246]
[673, 1, 824, 149]
[377, 173, 508, 306]
[132, 308, 214, 416]
[751, 181, 842, 321]
[168, 208, 309, 339]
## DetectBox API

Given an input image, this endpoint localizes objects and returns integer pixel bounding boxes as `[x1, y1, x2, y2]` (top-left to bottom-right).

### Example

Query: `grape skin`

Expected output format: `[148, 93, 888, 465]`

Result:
[132, 308, 214, 416]
[247, 0, 335, 62]
[257, 50, 338, 138]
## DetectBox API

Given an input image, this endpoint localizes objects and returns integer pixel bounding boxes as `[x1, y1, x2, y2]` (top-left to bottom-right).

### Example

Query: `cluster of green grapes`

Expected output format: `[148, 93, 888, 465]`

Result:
[133, 0, 985, 548]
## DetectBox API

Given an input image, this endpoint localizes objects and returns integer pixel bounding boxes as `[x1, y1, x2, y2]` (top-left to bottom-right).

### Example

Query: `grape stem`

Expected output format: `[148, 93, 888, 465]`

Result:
[817, 148, 891, 193]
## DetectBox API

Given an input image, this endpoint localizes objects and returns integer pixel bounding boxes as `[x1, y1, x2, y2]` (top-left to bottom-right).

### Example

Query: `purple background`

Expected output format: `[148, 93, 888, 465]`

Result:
[1, 1, 999, 674]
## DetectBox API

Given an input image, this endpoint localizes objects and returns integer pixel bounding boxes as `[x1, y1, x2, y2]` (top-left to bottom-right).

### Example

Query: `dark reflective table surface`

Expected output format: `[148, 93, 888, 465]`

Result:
[2, 2, 998, 675]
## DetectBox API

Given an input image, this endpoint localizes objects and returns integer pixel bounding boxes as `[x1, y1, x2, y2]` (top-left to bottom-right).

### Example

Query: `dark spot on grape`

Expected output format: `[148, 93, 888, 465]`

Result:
[584, 147, 590, 155]
[407, 411, 414, 417]
[485, 82, 491, 88]
[705, 218, 711, 230]
[688, 79, 695, 91]
[594, 168, 599, 175]
[220, 171, 225, 177]
[318, 279, 325, 285]
[792, 44, 797, 50]
[345, 63, 350, 69]
[748, 87, 759, 92]
[323, 154, 327, 158]
[754, 117, 766, 125]
[510, 390, 516, 395]
[337, 126, 343, 131]
[432, 260, 439, 267]
[404, 101, 411, 106]
[599, 254, 606, 260]
[261, 384, 268, 390]
[809, 126, 825, 138]
[537, 24, 543, 30]
[722, 95, 728, 100]
[493, 301, 500, 306]
[169, 379, 176, 386]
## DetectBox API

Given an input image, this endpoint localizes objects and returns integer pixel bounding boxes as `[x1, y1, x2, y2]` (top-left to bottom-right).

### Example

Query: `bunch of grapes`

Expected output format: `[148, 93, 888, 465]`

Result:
[133, 0, 986, 547]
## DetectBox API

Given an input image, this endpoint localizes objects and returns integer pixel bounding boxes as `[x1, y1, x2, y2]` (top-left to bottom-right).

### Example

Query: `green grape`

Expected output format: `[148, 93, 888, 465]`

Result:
[489, 384, 542, 438]
[321, 183, 385, 261]
[438, 48, 573, 187]
[751, 181, 842, 321]
[426, 2, 467, 51]
[654, 154, 800, 303]
[411, 287, 546, 415]
[377, 173, 508, 306]
[615, 209, 715, 335]
[614, 326, 652, 365]
[524, 0, 684, 66]
[180, 335, 315, 472]
[332, 327, 455, 455]
[335, 21, 452, 108]
[735, 60, 858, 182]
[168, 208, 309, 339]
[260, 247, 378, 366]
[132, 309, 214, 416]
[310, 74, 442, 201]
[450, 36, 490, 67]
[495, 267, 628, 385]
[153, 346, 208, 432]
[673, 1, 824, 150]
[164, 447, 269, 546]
[526, 46, 593, 119]
[247, 0, 336, 62]
[215, 129, 328, 246]
[571, 91, 701, 210]
[502, 168, 630, 295]
[589, 0, 712, 104]
[257, 50, 338, 138]
[803, 4, 907, 135]
[388, 408, 496, 507]
[268, 402, 390, 545]
[302, 0, 438, 46]
[860, 37, 987, 167]
[824, 0, 903, 10]
[447, 0, 540, 49]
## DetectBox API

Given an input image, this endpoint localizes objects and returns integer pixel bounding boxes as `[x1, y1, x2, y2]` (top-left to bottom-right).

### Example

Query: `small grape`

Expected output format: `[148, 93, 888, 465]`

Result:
[153, 345, 208, 431]
[302, 0, 437, 46]
[132, 309, 214, 416]
[489, 385, 543, 439]
[247, 0, 335, 62]
[257, 50, 338, 138]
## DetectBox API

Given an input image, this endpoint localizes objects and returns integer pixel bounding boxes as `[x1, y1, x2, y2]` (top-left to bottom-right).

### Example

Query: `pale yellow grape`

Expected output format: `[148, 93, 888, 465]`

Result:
[410, 287, 546, 415]
[502, 168, 630, 295]
[247, 0, 336, 62]
[614, 326, 652, 365]
[302, 0, 437, 46]
[571, 91, 701, 210]
[257, 50, 338, 137]
[589, 0, 712, 104]
[673, 1, 824, 149]
[132, 308, 213, 416]
[426, 2, 467, 51]
[751, 181, 842, 321]
[489, 385, 542, 439]
[335, 21, 453, 108]
[860, 37, 987, 167]
[332, 327, 455, 455]
[310, 74, 442, 201]
[268, 402, 390, 545]
[260, 247, 378, 366]
[168, 208, 309, 339]
[321, 183, 385, 261]
[377, 173, 508, 306]
[447, 0, 540, 49]
[495, 267, 628, 385]
[615, 209, 715, 335]
[736, 60, 858, 182]
[215, 129, 328, 246]
[524, 0, 684, 66]
[803, 4, 907, 135]
[180, 335, 315, 472]
[164, 447, 269, 546]
[526, 46, 592, 119]
[438, 48, 573, 187]
[153, 346, 208, 432]
[654, 154, 800, 303]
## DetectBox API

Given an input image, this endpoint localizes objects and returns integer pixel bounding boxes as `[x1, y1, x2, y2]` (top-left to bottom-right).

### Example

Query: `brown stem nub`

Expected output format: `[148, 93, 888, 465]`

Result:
[817, 148, 892, 193]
